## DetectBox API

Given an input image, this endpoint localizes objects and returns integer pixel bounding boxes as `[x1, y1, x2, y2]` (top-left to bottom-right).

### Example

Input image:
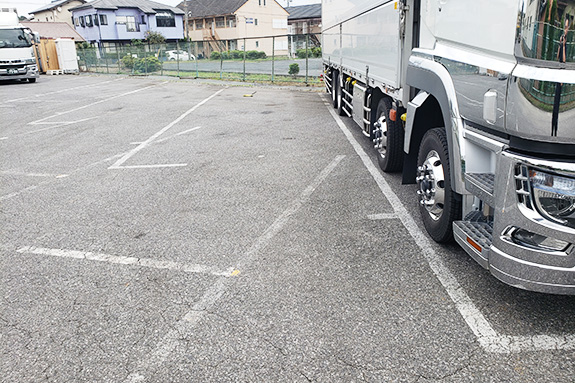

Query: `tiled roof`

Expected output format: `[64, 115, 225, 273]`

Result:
[70, 0, 185, 15]
[176, 0, 249, 18]
[22, 21, 85, 41]
[285, 4, 321, 20]
[30, 0, 87, 15]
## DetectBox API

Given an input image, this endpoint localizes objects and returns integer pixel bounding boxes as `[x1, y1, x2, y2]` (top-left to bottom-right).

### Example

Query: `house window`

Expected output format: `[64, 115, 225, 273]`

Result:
[79, 15, 85, 27]
[195, 19, 203, 29]
[156, 12, 175, 28]
[215, 17, 225, 28]
[255, 18, 258, 26]
[255, 41, 259, 48]
[117, 15, 138, 32]
[94, 14, 99, 26]
[99, 14, 108, 25]
[141, 15, 146, 24]
[85, 15, 93, 27]
[227, 16, 236, 28]
[75, 17, 79, 26]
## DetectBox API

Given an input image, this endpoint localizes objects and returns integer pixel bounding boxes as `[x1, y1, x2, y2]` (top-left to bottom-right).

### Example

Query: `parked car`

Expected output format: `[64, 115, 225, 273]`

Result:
[165, 50, 194, 61]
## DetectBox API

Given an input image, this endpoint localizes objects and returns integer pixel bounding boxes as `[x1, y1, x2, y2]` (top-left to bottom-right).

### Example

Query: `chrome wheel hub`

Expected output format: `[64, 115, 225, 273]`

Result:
[416, 150, 446, 221]
[373, 114, 388, 155]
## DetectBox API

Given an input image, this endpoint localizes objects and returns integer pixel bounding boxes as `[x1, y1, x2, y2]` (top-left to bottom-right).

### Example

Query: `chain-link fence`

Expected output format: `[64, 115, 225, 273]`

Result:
[77, 33, 322, 85]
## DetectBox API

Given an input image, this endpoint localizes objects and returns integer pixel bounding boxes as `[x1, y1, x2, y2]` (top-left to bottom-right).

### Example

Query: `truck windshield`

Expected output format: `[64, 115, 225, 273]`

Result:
[0, 29, 33, 48]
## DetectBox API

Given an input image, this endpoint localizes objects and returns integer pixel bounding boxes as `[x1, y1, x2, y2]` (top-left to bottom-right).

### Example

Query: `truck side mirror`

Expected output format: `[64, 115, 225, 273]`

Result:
[33, 32, 40, 44]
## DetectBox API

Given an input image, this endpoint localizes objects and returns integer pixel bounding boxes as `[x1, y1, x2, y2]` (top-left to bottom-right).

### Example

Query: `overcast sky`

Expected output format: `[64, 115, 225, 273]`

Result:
[2, 0, 321, 18]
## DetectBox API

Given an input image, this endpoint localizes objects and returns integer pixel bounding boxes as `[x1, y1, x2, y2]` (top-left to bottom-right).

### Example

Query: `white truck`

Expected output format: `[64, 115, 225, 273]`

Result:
[0, 11, 39, 83]
[322, 0, 575, 294]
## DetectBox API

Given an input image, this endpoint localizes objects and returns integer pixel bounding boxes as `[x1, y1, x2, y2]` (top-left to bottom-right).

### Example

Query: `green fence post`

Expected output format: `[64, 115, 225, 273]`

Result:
[117, 43, 121, 73]
[305, 33, 309, 85]
[176, 40, 180, 77]
[105, 44, 109, 74]
[272, 36, 275, 83]
[243, 38, 246, 82]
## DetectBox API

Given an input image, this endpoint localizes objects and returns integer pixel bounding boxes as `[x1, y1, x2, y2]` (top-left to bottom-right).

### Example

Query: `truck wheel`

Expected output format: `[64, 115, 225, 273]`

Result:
[375, 98, 403, 172]
[416, 128, 461, 242]
[28, 78, 36, 83]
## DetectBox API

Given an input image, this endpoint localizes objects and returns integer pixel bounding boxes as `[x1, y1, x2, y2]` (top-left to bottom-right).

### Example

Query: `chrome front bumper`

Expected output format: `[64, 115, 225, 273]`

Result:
[0, 65, 39, 81]
[489, 150, 575, 294]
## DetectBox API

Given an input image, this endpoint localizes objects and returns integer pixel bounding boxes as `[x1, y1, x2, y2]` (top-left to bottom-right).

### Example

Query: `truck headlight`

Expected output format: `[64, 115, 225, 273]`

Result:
[529, 169, 575, 229]
[25, 58, 36, 64]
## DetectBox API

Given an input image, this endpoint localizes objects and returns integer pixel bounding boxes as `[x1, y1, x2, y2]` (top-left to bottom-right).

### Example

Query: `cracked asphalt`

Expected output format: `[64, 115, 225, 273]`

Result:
[1, 75, 574, 382]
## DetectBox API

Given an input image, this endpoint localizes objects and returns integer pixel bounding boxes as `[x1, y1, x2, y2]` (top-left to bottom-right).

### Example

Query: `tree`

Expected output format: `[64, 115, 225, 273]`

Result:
[145, 31, 165, 45]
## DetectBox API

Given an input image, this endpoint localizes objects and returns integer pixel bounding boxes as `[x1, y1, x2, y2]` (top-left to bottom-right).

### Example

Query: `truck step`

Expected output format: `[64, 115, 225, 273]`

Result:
[46, 69, 64, 75]
[453, 215, 493, 269]
[465, 173, 495, 207]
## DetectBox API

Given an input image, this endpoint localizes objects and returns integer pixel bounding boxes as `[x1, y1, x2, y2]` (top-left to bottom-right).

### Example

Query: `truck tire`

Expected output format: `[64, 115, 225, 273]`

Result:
[375, 97, 403, 172]
[28, 78, 36, 83]
[416, 128, 461, 243]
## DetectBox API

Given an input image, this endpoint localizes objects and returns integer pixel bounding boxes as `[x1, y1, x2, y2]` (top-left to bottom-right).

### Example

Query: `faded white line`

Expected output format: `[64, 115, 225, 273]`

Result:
[0, 185, 39, 201]
[0, 171, 68, 178]
[131, 127, 202, 146]
[0, 153, 125, 202]
[322, 95, 575, 354]
[367, 213, 399, 220]
[2, 78, 124, 104]
[113, 164, 188, 169]
[124, 155, 346, 383]
[155, 126, 203, 144]
[175, 126, 203, 136]
[29, 82, 165, 125]
[110, 89, 225, 169]
[16, 246, 234, 277]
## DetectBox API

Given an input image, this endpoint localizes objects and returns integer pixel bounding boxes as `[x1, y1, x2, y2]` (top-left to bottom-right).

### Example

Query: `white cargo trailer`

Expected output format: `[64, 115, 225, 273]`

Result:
[322, 0, 575, 294]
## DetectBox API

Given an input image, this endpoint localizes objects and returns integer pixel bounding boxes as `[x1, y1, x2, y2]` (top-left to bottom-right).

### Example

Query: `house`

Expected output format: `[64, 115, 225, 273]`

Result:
[29, 0, 87, 26]
[285, 3, 321, 55]
[285, 4, 321, 35]
[22, 21, 85, 72]
[70, 0, 185, 46]
[178, 0, 289, 57]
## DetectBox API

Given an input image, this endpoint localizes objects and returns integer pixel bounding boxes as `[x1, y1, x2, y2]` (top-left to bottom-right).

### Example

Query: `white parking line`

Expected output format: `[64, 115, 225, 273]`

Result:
[368, 213, 399, 220]
[109, 89, 224, 170]
[29, 82, 165, 126]
[16, 246, 235, 277]
[124, 155, 346, 382]
[321, 94, 575, 354]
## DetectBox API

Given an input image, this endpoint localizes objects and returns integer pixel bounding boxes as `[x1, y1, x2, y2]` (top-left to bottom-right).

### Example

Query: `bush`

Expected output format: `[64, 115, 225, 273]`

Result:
[121, 54, 136, 69]
[210, 51, 221, 60]
[312, 47, 322, 58]
[288, 63, 299, 77]
[133, 56, 161, 72]
[229, 50, 243, 59]
[296, 49, 309, 59]
[247, 50, 267, 60]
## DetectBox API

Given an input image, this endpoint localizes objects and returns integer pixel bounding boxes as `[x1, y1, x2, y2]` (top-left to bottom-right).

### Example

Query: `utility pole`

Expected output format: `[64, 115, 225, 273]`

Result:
[184, 0, 189, 39]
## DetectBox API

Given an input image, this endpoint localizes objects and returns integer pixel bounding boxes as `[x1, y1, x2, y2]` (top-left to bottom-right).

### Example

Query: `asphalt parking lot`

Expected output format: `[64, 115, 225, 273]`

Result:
[1, 74, 574, 382]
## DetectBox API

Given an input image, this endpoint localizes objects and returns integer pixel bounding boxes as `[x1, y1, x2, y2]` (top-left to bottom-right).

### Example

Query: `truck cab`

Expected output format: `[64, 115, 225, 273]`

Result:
[0, 11, 40, 83]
